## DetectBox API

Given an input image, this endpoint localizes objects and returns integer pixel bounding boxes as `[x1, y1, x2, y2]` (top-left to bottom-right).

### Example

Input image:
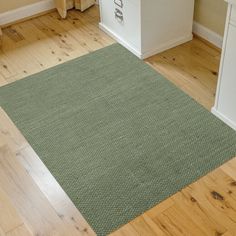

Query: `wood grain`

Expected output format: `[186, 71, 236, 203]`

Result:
[0, 5, 236, 236]
[0, 188, 24, 234]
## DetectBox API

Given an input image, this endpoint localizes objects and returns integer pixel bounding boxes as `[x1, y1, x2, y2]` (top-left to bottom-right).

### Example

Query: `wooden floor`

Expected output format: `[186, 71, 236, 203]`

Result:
[0, 6, 236, 236]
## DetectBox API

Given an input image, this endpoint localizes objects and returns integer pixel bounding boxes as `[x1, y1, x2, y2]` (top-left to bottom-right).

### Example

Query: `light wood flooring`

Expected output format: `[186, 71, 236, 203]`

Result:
[0, 5, 236, 236]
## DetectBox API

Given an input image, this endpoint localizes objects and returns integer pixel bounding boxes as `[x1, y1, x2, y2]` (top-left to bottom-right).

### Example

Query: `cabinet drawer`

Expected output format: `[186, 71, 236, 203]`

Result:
[100, 0, 141, 49]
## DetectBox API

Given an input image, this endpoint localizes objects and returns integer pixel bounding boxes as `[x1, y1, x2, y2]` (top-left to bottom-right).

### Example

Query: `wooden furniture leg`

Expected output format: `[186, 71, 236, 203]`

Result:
[75, 0, 96, 12]
[54, 0, 68, 18]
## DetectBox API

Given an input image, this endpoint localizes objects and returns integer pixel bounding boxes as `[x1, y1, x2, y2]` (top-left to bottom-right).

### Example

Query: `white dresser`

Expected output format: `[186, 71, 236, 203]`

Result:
[212, 0, 236, 131]
[99, 0, 194, 59]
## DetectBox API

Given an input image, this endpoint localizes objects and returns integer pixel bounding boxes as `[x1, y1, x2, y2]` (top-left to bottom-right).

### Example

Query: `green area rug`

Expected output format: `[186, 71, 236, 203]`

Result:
[0, 44, 236, 235]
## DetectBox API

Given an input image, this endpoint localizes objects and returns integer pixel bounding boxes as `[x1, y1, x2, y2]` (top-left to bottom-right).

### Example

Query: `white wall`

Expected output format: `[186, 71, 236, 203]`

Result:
[194, 0, 227, 36]
[0, 0, 43, 13]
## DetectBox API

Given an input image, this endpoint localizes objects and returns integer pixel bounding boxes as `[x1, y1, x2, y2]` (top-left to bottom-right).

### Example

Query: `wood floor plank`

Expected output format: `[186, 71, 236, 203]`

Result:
[151, 204, 206, 236]
[110, 224, 138, 236]
[0, 52, 19, 81]
[0, 73, 7, 87]
[0, 6, 114, 82]
[40, 13, 107, 53]
[0, 188, 23, 233]
[6, 225, 32, 236]
[223, 231, 234, 236]
[182, 180, 236, 234]
[145, 198, 175, 219]
[142, 214, 166, 236]
[12, 21, 75, 72]
[130, 215, 161, 236]
[0, 227, 6, 236]
[172, 191, 227, 235]
[221, 158, 236, 181]
[0, 108, 28, 151]
[68, 11, 114, 45]
[145, 38, 220, 110]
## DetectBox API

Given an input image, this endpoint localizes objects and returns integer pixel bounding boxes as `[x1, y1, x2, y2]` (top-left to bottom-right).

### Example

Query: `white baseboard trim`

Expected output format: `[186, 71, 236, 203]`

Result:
[99, 23, 192, 59]
[99, 23, 142, 58]
[193, 21, 223, 48]
[211, 107, 236, 131]
[141, 34, 193, 59]
[0, 0, 55, 26]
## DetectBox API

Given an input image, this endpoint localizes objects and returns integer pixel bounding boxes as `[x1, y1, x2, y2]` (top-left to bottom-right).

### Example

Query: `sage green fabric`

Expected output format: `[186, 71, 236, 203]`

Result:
[0, 44, 236, 235]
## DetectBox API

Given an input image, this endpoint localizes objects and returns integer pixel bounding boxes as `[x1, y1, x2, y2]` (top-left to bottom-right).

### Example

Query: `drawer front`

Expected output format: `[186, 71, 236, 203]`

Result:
[100, 0, 141, 49]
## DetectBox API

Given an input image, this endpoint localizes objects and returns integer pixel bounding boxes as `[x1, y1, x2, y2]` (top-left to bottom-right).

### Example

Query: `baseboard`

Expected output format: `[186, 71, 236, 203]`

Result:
[193, 21, 223, 49]
[141, 34, 193, 59]
[0, 0, 55, 26]
[211, 107, 236, 131]
[100, 23, 193, 59]
[99, 23, 142, 58]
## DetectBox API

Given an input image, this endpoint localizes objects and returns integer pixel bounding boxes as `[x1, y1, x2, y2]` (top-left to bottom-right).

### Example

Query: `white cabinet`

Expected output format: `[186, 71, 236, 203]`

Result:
[99, 0, 141, 53]
[212, 0, 236, 130]
[99, 0, 194, 59]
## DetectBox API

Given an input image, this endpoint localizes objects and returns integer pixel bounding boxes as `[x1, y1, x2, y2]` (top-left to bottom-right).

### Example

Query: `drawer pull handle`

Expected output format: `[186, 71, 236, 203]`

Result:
[114, 0, 123, 8]
[115, 8, 123, 22]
